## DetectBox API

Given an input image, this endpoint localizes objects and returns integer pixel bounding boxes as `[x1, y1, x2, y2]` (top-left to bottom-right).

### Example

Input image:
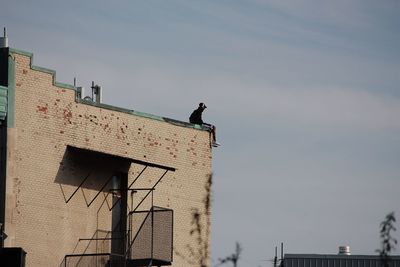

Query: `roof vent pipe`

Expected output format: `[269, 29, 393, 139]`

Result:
[76, 87, 85, 99]
[0, 28, 8, 48]
[338, 246, 351, 255]
[74, 78, 85, 100]
[91, 81, 102, 103]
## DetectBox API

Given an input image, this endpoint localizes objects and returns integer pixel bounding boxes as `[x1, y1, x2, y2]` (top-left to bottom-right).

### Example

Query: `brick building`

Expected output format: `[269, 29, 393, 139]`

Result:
[0, 35, 215, 266]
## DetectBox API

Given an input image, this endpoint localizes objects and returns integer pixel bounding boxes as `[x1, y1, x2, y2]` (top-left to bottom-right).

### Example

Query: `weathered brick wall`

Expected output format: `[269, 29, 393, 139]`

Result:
[4, 51, 213, 267]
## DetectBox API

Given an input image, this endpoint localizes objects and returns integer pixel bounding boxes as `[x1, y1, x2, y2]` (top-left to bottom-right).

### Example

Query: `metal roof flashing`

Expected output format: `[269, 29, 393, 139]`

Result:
[9, 47, 208, 131]
[284, 254, 400, 260]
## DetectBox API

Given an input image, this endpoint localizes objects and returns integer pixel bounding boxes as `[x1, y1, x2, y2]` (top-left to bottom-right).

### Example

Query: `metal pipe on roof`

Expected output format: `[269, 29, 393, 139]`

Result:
[0, 28, 8, 48]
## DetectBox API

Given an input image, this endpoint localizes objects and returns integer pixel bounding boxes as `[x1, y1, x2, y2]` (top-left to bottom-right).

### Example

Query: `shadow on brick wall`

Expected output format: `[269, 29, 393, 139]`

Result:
[54, 146, 131, 205]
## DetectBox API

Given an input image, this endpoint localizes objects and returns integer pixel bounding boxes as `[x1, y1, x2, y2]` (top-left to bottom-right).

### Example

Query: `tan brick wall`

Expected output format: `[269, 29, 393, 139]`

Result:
[4, 52, 213, 267]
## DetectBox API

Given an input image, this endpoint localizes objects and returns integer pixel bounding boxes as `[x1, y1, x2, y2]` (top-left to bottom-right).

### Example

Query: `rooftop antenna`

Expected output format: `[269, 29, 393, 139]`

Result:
[280, 242, 284, 267]
[0, 27, 8, 48]
[91, 81, 94, 100]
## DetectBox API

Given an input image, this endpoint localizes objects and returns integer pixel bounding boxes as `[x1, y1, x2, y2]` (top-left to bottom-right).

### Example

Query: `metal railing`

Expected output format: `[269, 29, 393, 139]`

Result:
[127, 206, 173, 264]
[62, 166, 174, 267]
[63, 253, 125, 267]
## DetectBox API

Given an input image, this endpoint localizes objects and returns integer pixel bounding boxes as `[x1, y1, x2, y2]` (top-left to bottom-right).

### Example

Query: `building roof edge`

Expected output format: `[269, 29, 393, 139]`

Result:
[9, 47, 208, 131]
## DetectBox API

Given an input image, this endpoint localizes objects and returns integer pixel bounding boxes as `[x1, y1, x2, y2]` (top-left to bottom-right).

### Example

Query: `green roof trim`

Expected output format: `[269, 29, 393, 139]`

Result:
[9, 47, 208, 131]
[10, 48, 75, 91]
[8, 48, 33, 58]
[131, 110, 164, 122]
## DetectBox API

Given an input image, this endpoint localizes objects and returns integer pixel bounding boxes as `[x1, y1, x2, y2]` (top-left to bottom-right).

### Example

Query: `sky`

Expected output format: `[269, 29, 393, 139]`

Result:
[1, 0, 400, 266]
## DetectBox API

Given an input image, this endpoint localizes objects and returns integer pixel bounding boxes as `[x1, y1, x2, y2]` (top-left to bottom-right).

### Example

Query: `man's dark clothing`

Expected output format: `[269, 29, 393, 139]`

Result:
[189, 103, 219, 146]
[189, 108, 204, 124]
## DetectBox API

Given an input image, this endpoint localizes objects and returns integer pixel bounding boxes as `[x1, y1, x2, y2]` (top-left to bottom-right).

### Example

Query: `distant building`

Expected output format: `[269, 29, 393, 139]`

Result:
[0, 33, 216, 267]
[282, 247, 400, 267]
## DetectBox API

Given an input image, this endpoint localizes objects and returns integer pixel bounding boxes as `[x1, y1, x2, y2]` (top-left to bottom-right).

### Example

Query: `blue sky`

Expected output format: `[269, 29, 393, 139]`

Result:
[1, 1, 400, 266]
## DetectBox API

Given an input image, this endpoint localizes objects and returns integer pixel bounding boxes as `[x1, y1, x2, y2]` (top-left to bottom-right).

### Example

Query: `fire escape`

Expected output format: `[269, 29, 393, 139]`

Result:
[60, 146, 175, 267]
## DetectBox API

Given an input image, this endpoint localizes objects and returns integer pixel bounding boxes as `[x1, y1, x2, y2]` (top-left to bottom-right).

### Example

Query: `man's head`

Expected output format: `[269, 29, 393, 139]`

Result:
[199, 102, 207, 110]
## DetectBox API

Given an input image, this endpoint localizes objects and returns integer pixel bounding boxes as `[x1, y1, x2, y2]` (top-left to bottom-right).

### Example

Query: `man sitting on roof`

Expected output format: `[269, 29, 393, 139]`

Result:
[189, 103, 220, 147]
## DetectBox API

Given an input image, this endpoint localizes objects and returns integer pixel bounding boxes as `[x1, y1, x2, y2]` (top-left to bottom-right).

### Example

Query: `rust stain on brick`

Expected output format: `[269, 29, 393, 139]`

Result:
[63, 109, 72, 123]
[23, 69, 28, 74]
[16, 82, 22, 87]
[37, 105, 48, 113]
[13, 178, 21, 214]
[60, 130, 64, 134]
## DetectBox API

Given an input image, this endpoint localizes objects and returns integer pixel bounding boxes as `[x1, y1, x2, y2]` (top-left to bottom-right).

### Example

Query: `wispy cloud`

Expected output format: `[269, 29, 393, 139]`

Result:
[259, 87, 400, 131]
